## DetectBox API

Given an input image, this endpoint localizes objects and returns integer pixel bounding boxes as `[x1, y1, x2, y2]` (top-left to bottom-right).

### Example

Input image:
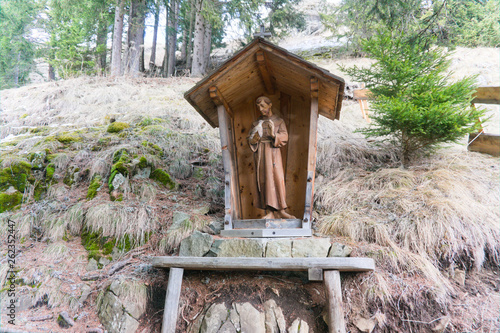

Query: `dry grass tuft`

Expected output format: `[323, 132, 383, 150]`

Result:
[85, 203, 157, 246]
[158, 214, 211, 254]
[317, 151, 500, 303]
[43, 242, 70, 260]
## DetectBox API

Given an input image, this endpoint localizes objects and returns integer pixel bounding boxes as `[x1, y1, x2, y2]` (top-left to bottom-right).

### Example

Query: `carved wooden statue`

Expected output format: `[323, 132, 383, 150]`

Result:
[247, 96, 296, 219]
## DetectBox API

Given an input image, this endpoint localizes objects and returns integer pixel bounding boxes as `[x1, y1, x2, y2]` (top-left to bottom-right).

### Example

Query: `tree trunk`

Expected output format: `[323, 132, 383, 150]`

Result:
[140, 24, 145, 73]
[202, 19, 212, 72]
[191, 0, 206, 77]
[185, 0, 195, 70]
[111, 0, 125, 77]
[162, 0, 169, 77]
[96, 19, 108, 75]
[149, 0, 160, 69]
[167, 0, 179, 76]
[126, 0, 146, 77]
[48, 63, 56, 81]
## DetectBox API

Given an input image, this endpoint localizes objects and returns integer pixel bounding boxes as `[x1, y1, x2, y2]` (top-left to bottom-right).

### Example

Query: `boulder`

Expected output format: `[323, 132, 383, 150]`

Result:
[328, 243, 352, 257]
[179, 231, 213, 257]
[289, 318, 309, 333]
[235, 302, 265, 333]
[210, 239, 266, 257]
[265, 240, 292, 257]
[200, 303, 228, 333]
[292, 238, 331, 257]
[264, 299, 287, 333]
[98, 291, 140, 333]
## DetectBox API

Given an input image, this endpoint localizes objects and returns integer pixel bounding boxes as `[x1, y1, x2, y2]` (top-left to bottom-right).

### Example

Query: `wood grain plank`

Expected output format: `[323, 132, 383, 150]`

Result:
[152, 257, 375, 272]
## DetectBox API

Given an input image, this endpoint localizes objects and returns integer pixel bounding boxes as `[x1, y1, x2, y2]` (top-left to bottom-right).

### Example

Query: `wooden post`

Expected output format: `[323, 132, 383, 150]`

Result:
[303, 77, 319, 229]
[324, 270, 346, 333]
[210, 86, 238, 228]
[162, 267, 184, 333]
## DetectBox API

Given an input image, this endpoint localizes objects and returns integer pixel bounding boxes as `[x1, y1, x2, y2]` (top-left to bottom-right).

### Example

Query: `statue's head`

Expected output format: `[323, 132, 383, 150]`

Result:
[256, 96, 272, 117]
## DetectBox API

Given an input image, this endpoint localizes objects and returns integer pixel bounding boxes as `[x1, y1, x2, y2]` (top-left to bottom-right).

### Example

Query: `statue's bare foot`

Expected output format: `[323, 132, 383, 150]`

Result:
[276, 210, 296, 219]
[262, 211, 275, 219]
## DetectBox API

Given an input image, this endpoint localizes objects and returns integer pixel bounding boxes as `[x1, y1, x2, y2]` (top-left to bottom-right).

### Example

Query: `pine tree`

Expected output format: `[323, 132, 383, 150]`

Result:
[342, 30, 486, 167]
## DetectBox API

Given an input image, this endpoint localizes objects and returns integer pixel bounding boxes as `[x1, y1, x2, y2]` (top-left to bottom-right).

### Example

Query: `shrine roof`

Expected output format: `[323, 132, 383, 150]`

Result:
[184, 37, 345, 128]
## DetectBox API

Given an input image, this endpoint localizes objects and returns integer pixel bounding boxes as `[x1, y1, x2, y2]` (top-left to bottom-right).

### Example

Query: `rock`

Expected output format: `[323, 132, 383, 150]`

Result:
[170, 211, 191, 231]
[99, 257, 111, 267]
[57, 311, 75, 328]
[328, 243, 352, 257]
[200, 303, 228, 333]
[354, 316, 377, 333]
[432, 316, 450, 332]
[79, 284, 92, 304]
[453, 269, 466, 286]
[193, 204, 210, 215]
[132, 167, 151, 179]
[264, 299, 287, 333]
[81, 272, 101, 281]
[98, 291, 140, 333]
[210, 239, 266, 257]
[266, 239, 292, 257]
[111, 173, 126, 190]
[179, 231, 214, 257]
[235, 302, 265, 333]
[86, 258, 98, 271]
[208, 220, 224, 235]
[229, 303, 241, 331]
[288, 318, 309, 333]
[292, 238, 331, 257]
[218, 321, 238, 333]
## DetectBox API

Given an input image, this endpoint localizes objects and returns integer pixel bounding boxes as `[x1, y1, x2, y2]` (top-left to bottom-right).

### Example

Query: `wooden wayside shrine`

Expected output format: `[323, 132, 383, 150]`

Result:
[184, 38, 345, 237]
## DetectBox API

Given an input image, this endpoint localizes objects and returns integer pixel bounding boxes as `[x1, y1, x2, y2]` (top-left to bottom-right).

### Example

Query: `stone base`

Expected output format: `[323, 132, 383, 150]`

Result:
[221, 228, 312, 238]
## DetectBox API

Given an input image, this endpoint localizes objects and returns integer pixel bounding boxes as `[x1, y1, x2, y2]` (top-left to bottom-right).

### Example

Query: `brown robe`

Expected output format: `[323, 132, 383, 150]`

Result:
[248, 114, 288, 211]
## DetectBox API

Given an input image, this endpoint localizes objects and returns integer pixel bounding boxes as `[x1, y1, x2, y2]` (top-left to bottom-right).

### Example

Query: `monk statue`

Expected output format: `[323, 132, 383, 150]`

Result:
[247, 96, 296, 220]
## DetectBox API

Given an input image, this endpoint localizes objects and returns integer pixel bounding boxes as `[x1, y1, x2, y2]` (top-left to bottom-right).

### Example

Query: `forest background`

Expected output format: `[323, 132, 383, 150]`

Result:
[1, 0, 499, 90]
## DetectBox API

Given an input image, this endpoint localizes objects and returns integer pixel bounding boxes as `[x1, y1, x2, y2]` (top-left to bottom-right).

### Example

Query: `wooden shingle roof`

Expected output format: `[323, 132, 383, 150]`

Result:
[184, 38, 345, 128]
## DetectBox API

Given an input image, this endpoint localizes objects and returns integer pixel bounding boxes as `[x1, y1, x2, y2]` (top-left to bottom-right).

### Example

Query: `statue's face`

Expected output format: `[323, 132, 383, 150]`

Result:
[257, 100, 272, 117]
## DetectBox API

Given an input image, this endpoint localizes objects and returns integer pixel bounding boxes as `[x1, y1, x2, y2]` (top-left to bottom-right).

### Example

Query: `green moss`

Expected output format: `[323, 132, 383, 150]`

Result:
[150, 169, 176, 189]
[107, 122, 130, 133]
[111, 161, 128, 175]
[193, 167, 204, 179]
[33, 183, 45, 201]
[0, 161, 32, 192]
[141, 141, 164, 157]
[103, 239, 115, 255]
[46, 164, 55, 181]
[28, 151, 48, 170]
[138, 156, 148, 169]
[0, 191, 23, 213]
[113, 149, 129, 164]
[56, 132, 82, 144]
[87, 175, 102, 200]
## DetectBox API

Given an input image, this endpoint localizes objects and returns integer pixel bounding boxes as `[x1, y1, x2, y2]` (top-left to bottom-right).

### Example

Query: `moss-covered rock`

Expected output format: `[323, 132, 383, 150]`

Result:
[0, 191, 23, 213]
[0, 161, 32, 192]
[141, 141, 164, 157]
[107, 122, 130, 133]
[150, 169, 176, 189]
[87, 175, 102, 200]
[46, 163, 55, 181]
[91, 137, 112, 151]
[63, 166, 80, 186]
[28, 151, 48, 170]
[56, 132, 82, 144]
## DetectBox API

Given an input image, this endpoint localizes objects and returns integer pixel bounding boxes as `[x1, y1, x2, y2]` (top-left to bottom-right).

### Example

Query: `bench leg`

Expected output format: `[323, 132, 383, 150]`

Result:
[324, 270, 346, 333]
[162, 267, 184, 333]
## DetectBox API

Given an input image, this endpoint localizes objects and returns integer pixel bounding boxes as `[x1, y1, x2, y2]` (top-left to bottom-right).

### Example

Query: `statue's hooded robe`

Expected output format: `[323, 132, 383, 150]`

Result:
[248, 114, 288, 211]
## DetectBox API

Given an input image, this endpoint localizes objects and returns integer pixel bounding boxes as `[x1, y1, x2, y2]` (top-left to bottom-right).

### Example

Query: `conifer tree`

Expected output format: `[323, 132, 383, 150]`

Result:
[342, 30, 486, 167]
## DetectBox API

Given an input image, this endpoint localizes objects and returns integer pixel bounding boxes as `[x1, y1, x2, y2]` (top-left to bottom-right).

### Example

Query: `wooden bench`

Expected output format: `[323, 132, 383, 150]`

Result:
[152, 256, 375, 333]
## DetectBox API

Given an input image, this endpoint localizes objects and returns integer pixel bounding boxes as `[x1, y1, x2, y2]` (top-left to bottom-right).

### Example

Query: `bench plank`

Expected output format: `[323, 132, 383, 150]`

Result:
[152, 256, 375, 272]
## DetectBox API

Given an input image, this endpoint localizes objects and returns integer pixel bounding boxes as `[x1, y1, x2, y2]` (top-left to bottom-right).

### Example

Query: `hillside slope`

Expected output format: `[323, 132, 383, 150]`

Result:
[0, 49, 499, 332]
